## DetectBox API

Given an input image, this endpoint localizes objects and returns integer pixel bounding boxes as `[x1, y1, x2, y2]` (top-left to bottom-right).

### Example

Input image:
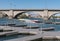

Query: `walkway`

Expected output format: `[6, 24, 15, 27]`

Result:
[0, 26, 60, 41]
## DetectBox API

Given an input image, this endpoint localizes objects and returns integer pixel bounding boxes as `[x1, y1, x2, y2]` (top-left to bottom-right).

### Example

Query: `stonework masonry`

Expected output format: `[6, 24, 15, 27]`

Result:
[0, 9, 60, 20]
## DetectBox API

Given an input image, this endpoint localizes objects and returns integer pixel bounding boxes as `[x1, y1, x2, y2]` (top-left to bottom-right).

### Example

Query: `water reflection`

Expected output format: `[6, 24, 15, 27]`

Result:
[0, 35, 28, 41]
[0, 18, 26, 26]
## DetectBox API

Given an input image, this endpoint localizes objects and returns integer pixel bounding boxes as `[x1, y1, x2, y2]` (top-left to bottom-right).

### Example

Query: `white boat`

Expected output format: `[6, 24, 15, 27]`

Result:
[19, 19, 42, 23]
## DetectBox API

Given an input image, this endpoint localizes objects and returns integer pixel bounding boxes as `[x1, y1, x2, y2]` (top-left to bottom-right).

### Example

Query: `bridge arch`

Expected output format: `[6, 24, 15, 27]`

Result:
[14, 11, 42, 19]
[0, 11, 8, 18]
[48, 12, 60, 19]
[14, 11, 27, 18]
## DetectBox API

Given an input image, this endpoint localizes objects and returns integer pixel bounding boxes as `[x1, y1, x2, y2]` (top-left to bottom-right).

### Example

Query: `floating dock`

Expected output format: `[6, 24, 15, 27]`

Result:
[0, 26, 60, 41]
[3, 31, 60, 41]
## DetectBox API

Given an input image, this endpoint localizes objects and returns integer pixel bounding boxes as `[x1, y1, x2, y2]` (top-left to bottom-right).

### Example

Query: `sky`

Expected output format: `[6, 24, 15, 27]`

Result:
[0, 0, 60, 9]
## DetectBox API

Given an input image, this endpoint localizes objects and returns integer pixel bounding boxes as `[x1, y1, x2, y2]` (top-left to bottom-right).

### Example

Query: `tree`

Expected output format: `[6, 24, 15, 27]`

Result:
[17, 13, 29, 19]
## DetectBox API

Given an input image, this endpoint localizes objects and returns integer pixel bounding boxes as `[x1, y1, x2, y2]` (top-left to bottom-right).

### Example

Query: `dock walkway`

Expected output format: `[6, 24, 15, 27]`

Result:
[0, 26, 60, 41]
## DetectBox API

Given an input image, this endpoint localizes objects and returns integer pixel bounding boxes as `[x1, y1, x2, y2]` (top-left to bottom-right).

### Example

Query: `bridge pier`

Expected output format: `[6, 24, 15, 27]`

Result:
[8, 10, 14, 19]
[42, 16, 48, 20]
[42, 9, 49, 20]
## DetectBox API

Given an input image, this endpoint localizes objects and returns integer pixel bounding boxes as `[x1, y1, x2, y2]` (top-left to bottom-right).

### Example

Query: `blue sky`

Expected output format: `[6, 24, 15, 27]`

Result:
[0, 0, 60, 9]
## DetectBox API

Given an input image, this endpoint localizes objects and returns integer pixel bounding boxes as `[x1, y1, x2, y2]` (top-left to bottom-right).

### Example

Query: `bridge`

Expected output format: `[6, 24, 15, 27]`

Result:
[0, 9, 60, 20]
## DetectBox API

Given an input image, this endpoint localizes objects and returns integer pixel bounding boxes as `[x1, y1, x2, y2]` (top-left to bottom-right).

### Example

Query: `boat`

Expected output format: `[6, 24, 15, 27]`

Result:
[23, 26, 39, 29]
[19, 19, 42, 23]
[42, 27, 55, 31]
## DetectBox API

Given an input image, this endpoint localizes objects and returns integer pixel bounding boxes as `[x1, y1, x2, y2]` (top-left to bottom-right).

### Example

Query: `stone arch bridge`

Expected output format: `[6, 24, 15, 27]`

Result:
[0, 9, 60, 20]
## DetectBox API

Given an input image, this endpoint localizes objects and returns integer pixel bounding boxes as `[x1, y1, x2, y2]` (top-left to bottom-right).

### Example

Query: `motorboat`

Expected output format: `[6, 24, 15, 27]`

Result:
[19, 19, 42, 23]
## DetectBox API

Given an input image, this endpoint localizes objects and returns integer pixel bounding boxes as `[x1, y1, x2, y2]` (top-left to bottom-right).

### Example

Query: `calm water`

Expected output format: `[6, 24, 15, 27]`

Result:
[0, 34, 29, 41]
[0, 18, 60, 31]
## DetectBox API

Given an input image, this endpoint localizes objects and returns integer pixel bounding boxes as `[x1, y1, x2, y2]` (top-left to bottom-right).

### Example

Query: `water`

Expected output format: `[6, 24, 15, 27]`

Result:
[0, 34, 29, 41]
[0, 18, 26, 26]
[27, 23, 60, 31]
[25, 18, 60, 31]
[0, 18, 60, 31]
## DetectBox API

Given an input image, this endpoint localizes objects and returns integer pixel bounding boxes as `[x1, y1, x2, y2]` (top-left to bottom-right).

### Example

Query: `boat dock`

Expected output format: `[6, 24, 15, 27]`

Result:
[5, 32, 42, 41]
[4, 31, 60, 41]
[0, 26, 60, 41]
